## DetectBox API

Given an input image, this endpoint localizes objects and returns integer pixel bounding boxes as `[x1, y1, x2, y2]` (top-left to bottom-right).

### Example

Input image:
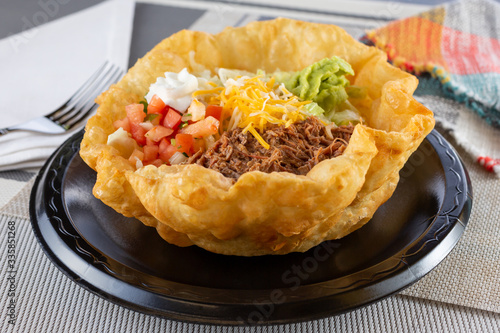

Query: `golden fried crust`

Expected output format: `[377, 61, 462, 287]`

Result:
[80, 18, 435, 256]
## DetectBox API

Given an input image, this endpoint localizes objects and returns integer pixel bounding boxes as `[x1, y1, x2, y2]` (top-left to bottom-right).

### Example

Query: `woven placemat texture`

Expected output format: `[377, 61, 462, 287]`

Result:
[400, 128, 500, 313]
[0, 209, 498, 332]
[0, 134, 498, 332]
[0, 177, 33, 219]
[364, 0, 500, 128]
[0, 179, 25, 211]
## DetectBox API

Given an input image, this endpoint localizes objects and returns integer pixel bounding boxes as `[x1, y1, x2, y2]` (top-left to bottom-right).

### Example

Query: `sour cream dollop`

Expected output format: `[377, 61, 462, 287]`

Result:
[145, 68, 198, 112]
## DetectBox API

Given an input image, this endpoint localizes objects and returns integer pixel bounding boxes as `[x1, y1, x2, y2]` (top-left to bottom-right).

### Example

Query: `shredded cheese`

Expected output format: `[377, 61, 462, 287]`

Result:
[192, 86, 224, 98]
[242, 123, 270, 149]
[209, 75, 309, 148]
[189, 74, 311, 149]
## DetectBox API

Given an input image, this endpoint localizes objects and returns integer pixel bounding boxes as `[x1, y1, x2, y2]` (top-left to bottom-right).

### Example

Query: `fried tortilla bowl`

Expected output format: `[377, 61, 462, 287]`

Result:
[80, 18, 434, 256]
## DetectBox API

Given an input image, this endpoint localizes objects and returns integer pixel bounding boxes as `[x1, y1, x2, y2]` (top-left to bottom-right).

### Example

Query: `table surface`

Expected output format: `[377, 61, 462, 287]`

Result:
[1, 0, 499, 332]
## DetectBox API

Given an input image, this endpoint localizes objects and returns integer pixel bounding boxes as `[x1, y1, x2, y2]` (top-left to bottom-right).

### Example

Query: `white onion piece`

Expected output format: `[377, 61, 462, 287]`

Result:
[139, 122, 154, 131]
[324, 123, 338, 140]
[134, 157, 143, 169]
[169, 152, 188, 165]
[181, 114, 192, 122]
[204, 135, 216, 150]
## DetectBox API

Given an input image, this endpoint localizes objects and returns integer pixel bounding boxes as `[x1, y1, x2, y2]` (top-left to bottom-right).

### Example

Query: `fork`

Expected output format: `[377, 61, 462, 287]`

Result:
[0, 61, 124, 136]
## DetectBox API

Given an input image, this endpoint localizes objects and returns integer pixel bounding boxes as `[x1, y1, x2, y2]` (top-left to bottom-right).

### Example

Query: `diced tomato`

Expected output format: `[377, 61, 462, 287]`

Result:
[180, 116, 219, 138]
[145, 125, 174, 142]
[146, 137, 155, 146]
[126, 104, 146, 124]
[143, 145, 159, 162]
[128, 149, 144, 166]
[130, 126, 147, 146]
[126, 104, 147, 145]
[159, 137, 170, 153]
[147, 95, 166, 114]
[205, 105, 223, 121]
[163, 108, 182, 130]
[159, 138, 177, 163]
[175, 133, 193, 155]
[113, 117, 131, 132]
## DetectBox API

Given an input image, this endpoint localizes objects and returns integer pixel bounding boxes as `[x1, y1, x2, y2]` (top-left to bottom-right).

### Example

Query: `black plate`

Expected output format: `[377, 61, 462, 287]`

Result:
[30, 130, 472, 325]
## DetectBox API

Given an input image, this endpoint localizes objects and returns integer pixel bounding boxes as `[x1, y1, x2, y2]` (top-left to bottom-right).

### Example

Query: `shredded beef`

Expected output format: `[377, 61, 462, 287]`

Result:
[187, 117, 354, 180]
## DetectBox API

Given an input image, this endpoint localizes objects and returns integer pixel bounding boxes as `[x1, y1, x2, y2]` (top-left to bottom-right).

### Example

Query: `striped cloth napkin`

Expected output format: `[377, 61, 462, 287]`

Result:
[362, 0, 500, 176]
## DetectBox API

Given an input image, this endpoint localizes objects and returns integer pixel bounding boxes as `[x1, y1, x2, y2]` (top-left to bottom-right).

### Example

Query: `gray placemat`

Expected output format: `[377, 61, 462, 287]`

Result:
[0, 0, 105, 40]
[1, 209, 498, 332]
[0, 143, 499, 332]
[400, 126, 500, 313]
[0, 170, 35, 182]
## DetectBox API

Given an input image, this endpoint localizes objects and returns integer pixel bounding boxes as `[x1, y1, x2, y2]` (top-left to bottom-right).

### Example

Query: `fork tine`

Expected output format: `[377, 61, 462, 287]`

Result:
[0, 61, 123, 137]
[64, 104, 98, 131]
[58, 66, 124, 130]
[63, 69, 123, 131]
[50, 63, 120, 124]
[54, 64, 123, 127]
[46, 61, 110, 120]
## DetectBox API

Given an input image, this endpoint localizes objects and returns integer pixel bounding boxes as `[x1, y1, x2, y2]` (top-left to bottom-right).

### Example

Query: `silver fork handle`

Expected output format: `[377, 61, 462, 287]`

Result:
[0, 117, 66, 136]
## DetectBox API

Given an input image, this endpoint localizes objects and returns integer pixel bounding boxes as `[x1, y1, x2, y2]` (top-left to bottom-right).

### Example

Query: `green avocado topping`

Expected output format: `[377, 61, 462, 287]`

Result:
[284, 56, 353, 111]
[275, 57, 363, 125]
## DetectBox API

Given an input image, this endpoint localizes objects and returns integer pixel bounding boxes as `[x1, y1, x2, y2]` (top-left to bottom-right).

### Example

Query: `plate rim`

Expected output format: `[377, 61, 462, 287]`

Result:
[29, 129, 472, 325]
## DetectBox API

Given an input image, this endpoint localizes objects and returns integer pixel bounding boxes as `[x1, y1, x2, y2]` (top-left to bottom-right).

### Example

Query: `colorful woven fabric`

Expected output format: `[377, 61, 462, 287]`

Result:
[361, 0, 500, 176]
[362, 0, 500, 129]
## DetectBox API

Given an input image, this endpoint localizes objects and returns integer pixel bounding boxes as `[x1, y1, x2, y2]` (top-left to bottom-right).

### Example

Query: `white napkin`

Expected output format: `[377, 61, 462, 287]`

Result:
[0, 116, 89, 172]
[0, 0, 134, 172]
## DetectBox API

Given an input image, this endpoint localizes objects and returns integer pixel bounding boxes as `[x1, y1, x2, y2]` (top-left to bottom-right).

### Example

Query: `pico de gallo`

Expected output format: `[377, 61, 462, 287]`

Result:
[107, 57, 363, 169]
